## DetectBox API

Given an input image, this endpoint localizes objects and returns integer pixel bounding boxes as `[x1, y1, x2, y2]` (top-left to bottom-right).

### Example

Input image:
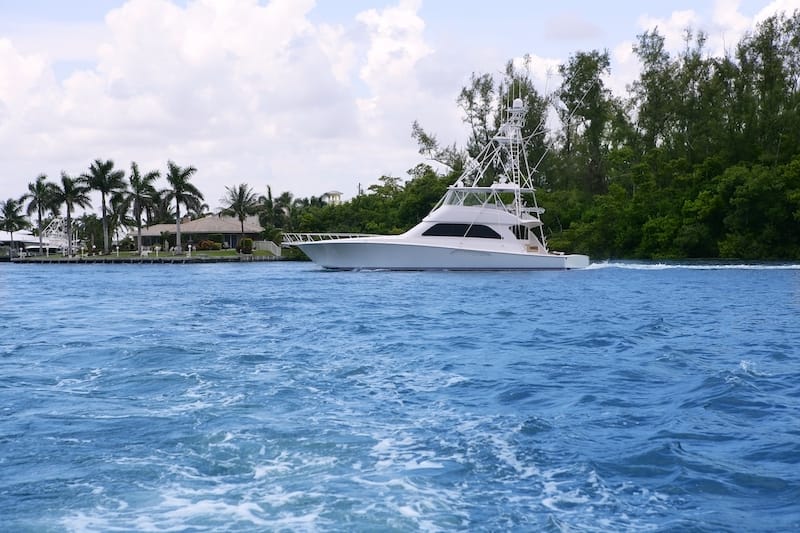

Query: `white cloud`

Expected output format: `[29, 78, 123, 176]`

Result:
[316, 23, 358, 85]
[355, 0, 433, 139]
[0, 21, 108, 65]
[0, 39, 52, 113]
[754, 0, 800, 23]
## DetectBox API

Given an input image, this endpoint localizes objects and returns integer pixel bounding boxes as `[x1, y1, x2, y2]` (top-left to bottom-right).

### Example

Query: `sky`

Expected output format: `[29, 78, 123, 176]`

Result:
[1, 0, 799, 212]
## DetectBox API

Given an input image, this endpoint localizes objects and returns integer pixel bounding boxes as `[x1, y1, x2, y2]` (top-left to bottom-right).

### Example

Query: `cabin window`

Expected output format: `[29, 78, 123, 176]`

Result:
[422, 223, 501, 239]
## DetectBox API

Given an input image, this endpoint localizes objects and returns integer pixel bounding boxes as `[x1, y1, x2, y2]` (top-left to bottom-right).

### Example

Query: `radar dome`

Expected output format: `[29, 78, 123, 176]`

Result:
[512, 98, 523, 108]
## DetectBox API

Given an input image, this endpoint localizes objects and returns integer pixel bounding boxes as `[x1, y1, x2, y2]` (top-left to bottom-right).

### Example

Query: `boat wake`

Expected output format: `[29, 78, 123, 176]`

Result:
[586, 261, 800, 271]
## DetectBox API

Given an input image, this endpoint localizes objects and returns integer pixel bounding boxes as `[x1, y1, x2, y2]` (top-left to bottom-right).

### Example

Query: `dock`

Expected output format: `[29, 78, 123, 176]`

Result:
[11, 255, 283, 265]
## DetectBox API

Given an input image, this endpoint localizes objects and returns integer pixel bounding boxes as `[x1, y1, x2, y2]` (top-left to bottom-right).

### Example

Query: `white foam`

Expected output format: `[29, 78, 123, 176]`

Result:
[444, 375, 468, 387]
[739, 359, 770, 377]
[349, 474, 471, 530]
[372, 436, 415, 453]
[404, 458, 444, 470]
[397, 504, 421, 518]
[489, 433, 540, 479]
[253, 462, 290, 479]
[587, 261, 800, 271]
[62, 512, 112, 533]
[162, 497, 269, 526]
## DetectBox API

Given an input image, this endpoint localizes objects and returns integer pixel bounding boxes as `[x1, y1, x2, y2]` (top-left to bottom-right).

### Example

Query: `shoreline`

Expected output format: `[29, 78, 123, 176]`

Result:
[8, 255, 284, 264]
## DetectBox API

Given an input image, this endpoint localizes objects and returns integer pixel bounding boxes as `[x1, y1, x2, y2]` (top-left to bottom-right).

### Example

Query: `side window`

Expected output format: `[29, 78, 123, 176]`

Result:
[422, 224, 501, 239]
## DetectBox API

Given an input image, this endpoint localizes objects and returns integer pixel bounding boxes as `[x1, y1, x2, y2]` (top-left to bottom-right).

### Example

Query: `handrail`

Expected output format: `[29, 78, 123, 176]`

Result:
[282, 232, 376, 246]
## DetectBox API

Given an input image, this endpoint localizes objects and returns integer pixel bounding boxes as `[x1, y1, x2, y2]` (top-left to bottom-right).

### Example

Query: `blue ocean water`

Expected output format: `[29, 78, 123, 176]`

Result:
[1, 261, 799, 532]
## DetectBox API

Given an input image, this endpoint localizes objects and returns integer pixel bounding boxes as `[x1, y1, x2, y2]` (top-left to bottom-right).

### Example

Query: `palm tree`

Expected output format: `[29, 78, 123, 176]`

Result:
[109, 191, 134, 247]
[188, 202, 211, 220]
[0, 197, 28, 258]
[75, 213, 102, 253]
[52, 172, 92, 256]
[258, 185, 277, 228]
[163, 161, 203, 252]
[220, 183, 259, 237]
[21, 174, 58, 255]
[274, 191, 295, 229]
[147, 189, 175, 225]
[80, 159, 126, 254]
[128, 162, 159, 252]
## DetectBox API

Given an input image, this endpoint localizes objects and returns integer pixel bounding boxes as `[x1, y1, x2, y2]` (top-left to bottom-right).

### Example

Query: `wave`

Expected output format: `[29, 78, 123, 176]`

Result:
[586, 260, 800, 271]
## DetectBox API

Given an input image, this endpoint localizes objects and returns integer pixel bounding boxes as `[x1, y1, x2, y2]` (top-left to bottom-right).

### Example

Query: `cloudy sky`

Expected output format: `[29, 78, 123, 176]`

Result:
[1, 0, 798, 211]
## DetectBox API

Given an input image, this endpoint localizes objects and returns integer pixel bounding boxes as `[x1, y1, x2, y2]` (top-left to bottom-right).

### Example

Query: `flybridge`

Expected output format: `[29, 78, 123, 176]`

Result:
[437, 186, 545, 217]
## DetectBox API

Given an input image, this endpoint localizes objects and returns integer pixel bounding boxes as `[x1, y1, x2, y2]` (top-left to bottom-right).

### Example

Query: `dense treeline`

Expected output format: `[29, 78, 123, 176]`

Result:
[288, 11, 800, 260]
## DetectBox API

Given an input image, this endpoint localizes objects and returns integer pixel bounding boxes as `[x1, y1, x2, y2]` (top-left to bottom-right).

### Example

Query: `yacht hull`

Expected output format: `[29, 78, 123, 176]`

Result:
[295, 239, 589, 270]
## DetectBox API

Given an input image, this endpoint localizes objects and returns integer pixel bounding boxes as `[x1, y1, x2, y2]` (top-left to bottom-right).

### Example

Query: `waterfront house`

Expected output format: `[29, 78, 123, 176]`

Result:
[135, 214, 263, 250]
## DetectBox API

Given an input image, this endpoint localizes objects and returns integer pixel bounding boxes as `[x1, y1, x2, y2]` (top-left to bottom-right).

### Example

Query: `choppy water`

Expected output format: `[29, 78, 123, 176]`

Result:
[1, 261, 799, 532]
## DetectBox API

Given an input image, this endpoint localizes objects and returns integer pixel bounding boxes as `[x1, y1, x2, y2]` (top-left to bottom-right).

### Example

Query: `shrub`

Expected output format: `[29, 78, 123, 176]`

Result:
[208, 233, 224, 244]
[118, 237, 135, 251]
[197, 240, 221, 251]
[238, 237, 253, 254]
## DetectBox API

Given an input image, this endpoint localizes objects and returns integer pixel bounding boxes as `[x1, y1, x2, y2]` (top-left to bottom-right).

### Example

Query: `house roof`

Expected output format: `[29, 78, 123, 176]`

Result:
[134, 215, 263, 237]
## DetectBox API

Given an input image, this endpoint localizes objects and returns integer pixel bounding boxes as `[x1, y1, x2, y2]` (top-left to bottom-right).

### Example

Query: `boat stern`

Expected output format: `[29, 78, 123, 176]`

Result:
[563, 253, 590, 269]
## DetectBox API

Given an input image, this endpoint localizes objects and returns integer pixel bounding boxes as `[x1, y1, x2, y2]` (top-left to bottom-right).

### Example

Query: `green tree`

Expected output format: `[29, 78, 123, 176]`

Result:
[188, 202, 211, 219]
[22, 174, 58, 254]
[128, 162, 160, 252]
[735, 12, 800, 164]
[80, 159, 126, 254]
[273, 191, 296, 229]
[674, 30, 715, 164]
[631, 29, 678, 153]
[458, 72, 495, 157]
[220, 183, 259, 237]
[51, 172, 92, 256]
[0, 197, 28, 258]
[163, 161, 203, 252]
[716, 158, 800, 258]
[411, 121, 466, 173]
[258, 185, 278, 228]
[109, 191, 133, 247]
[189, 202, 211, 220]
[397, 164, 450, 228]
[147, 189, 175, 225]
[558, 50, 613, 193]
[75, 213, 103, 254]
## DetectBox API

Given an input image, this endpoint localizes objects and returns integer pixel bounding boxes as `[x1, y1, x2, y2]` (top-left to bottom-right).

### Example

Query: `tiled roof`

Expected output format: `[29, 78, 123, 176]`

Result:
[135, 215, 262, 237]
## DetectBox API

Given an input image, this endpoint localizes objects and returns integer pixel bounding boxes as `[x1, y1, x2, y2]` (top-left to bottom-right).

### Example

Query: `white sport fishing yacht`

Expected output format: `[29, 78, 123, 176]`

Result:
[283, 97, 590, 270]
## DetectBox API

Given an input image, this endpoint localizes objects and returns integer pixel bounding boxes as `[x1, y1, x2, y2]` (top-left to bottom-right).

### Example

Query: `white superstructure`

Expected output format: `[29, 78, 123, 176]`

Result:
[284, 97, 589, 270]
